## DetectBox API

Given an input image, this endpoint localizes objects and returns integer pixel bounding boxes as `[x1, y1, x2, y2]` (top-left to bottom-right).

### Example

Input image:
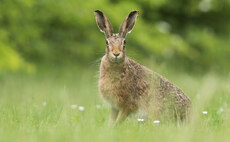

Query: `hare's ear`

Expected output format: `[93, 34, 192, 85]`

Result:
[94, 10, 114, 38]
[119, 11, 139, 37]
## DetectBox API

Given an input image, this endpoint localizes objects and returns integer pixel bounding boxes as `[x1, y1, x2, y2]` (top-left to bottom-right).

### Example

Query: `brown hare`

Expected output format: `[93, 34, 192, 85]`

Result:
[94, 10, 191, 126]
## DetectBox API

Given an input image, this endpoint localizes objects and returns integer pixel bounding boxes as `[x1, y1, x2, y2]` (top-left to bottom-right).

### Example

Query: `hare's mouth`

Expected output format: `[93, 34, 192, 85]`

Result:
[112, 58, 121, 63]
[108, 56, 124, 63]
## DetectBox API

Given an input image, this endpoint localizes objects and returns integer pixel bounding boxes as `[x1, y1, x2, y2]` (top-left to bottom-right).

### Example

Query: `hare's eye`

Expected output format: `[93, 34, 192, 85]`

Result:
[123, 40, 126, 49]
[124, 40, 126, 44]
[106, 40, 108, 45]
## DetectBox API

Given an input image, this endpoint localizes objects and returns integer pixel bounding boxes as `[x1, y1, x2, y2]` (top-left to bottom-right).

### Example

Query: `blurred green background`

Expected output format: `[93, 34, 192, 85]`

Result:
[0, 0, 230, 74]
[1, 1, 230, 142]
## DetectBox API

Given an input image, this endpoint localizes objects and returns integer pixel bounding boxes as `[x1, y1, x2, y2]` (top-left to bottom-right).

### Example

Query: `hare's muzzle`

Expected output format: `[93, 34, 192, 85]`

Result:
[113, 53, 120, 58]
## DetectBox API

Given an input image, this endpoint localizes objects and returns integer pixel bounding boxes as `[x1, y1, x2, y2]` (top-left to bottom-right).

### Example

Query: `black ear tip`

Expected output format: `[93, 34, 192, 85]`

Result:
[94, 10, 104, 16]
[94, 10, 100, 12]
[129, 11, 139, 16]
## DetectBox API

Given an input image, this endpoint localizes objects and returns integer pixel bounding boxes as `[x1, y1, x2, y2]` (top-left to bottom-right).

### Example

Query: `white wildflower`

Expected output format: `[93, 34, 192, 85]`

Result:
[202, 111, 208, 115]
[153, 120, 160, 124]
[42, 102, 47, 106]
[219, 107, 224, 112]
[96, 105, 101, 109]
[217, 107, 224, 114]
[137, 118, 144, 122]
[78, 106, 85, 111]
[71, 105, 77, 109]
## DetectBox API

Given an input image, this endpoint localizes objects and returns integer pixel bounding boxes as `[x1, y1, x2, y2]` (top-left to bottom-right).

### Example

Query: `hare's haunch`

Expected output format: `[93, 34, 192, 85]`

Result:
[94, 10, 191, 126]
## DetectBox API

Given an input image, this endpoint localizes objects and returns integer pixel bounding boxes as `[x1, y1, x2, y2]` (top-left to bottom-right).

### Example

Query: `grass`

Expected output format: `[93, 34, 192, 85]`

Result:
[0, 65, 230, 142]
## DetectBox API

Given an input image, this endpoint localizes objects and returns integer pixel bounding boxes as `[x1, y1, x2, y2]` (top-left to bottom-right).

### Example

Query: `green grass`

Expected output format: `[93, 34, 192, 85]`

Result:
[0, 65, 230, 142]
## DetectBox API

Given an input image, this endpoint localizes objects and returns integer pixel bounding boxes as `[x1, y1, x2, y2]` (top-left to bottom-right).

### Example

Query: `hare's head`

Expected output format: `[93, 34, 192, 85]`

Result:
[94, 10, 139, 63]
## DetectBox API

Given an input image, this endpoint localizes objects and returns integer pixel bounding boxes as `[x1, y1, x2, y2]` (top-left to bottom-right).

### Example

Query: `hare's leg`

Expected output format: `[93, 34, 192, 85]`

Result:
[108, 107, 119, 127]
[114, 109, 131, 125]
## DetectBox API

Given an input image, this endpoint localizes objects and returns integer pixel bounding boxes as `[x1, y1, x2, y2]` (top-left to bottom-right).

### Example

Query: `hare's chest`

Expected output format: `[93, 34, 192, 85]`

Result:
[99, 73, 127, 107]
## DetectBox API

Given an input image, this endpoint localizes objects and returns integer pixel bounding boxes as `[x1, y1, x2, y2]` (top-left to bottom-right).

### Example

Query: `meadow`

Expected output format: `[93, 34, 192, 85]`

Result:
[0, 64, 229, 142]
[0, 0, 230, 141]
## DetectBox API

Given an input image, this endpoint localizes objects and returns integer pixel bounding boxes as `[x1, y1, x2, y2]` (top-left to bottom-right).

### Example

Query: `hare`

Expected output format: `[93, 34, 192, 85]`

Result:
[94, 10, 191, 126]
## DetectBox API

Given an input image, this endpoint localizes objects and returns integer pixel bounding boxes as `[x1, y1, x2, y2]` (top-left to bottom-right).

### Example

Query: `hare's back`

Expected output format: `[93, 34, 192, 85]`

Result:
[153, 74, 191, 110]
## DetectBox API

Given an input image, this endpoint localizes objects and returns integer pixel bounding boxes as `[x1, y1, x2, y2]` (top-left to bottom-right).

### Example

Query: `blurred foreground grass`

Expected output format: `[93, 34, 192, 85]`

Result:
[0, 65, 230, 142]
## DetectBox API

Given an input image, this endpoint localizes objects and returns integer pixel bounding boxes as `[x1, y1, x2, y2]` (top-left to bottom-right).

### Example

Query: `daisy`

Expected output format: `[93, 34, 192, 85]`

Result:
[137, 118, 144, 122]
[153, 120, 160, 124]
[78, 106, 85, 111]
[202, 111, 208, 115]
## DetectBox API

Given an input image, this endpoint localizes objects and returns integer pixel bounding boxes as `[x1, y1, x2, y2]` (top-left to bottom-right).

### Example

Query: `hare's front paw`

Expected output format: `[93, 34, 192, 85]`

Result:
[108, 107, 119, 127]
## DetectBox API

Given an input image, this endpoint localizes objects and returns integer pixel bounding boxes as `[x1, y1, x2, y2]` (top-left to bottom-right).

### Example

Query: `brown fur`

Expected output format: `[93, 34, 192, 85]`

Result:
[94, 10, 191, 126]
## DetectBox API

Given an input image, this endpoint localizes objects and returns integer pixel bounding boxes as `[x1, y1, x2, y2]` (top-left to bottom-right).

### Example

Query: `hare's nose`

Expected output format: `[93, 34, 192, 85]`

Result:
[113, 53, 120, 57]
